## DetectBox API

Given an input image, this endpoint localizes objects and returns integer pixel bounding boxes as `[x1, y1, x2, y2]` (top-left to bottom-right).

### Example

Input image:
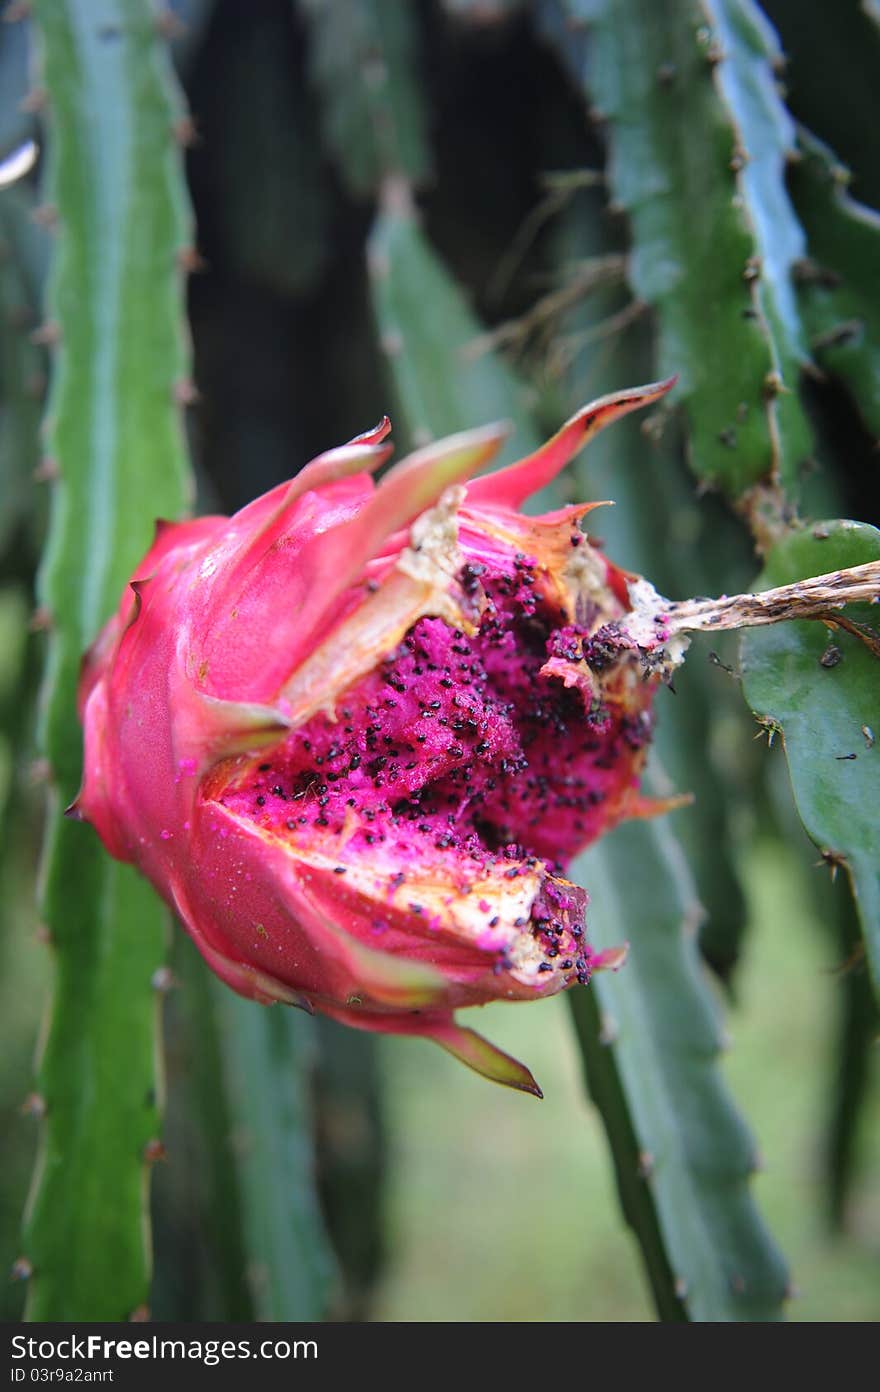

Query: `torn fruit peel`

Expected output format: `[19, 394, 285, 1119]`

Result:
[73, 379, 880, 1095]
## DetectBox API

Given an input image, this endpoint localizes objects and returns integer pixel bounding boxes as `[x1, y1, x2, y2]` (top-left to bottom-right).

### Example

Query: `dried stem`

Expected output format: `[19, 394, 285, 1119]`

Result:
[666, 561, 880, 651]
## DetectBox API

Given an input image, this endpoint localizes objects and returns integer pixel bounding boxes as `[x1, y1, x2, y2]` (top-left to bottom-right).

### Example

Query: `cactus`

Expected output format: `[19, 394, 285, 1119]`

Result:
[299, 0, 431, 199]
[741, 522, 880, 990]
[538, 0, 814, 502]
[368, 188, 542, 460]
[368, 188, 789, 1318]
[789, 130, 880, 436]
[570, 819, 789, 1319]
[0, 189, 45, 569]
[210, 985, 338, 1320]
[538, 1, 880, 1015]
[22, 0, 194, 1320]
[548, 183, 755, 984]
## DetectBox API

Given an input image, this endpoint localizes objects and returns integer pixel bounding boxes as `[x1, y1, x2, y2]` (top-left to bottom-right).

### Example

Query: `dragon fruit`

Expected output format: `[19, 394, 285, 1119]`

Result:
[76, 377, 876, 1095]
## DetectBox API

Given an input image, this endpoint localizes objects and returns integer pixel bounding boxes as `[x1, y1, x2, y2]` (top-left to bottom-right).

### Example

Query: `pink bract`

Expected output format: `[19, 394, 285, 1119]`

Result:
[74, 379, 677, 1096]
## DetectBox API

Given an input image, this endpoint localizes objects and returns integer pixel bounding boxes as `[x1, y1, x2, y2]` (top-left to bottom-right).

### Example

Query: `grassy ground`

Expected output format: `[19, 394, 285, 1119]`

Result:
[374, 838, 880, 1322]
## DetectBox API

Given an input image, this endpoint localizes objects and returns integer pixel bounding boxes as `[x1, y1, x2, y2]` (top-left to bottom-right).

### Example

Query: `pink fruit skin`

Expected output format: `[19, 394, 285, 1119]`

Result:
[74, 381, 676, 1095]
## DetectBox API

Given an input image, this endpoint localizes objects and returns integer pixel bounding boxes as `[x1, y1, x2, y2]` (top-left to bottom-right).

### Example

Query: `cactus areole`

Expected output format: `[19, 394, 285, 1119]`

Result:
[70, 380, 726, 1094]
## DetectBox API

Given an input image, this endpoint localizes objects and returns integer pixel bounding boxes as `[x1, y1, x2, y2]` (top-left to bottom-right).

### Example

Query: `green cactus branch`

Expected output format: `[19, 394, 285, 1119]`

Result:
[298, 0, 431, 198]
[152, 939, 339, 1322]
[367, 189, 542, 462]
[569, 820, 790, 1320]
[545, 187, 788, 1318]
[789, 130, 880, 437]
[539, 0, 814, 507]
[209, 986, 338, 1320]
[0, 191, 45, 567]
[367, 189, 789, 1319]
[23, 0, 194, 1320]
[741, 522, 880, 1000]
[550, 185, 754, 986]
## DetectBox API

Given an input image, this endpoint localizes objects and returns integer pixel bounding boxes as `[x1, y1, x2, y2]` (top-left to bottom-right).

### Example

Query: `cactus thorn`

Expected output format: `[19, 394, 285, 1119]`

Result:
[155, 7, 185, 40]
[151, 965, 177, 993]
[34, 455, 60, 483]
[176, 245, 205, 274]
[10, 1257, 33, 1282]
[380, 330, 403, 358]
[173, 377, 199, 406]
[31, 203, 59, 229]
[29, 605, 53, 633]
[674, 1276, 688, 1300]
[34, 923, 53, 945]
[143, 1138, 167, 1165]
[817, 849, 848, 881]
[171, 115, 198, 148]
[730, 1273, 747, 1295]
[762, 369, 785, 397]
[20, 1092, 47, 1118]
[30, 320, 61, 348]
[752, 714, 778, 744]
[640, 411, 667, 443]
[20, 86, 47, 114]
[637, 1150, 655, 1179]
[742, 256, 762, 283]
[128, 1304, 151, 1323]
[28, 757, 52, 785]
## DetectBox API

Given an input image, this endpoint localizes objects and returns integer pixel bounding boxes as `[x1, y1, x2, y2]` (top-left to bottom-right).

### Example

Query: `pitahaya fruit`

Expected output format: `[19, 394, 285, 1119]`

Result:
[73, 378, 878, 1095]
